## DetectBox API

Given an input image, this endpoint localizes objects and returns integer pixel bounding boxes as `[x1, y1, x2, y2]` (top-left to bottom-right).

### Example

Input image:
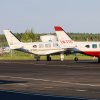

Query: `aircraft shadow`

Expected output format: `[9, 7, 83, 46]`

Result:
[76, 60, 99, 64]
[0, 80, 27, 84]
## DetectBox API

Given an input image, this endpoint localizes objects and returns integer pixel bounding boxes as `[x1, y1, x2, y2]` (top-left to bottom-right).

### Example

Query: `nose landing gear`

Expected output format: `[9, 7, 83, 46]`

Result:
[74, 53, 78, 61]
[60, 53, 64, 61]
[74, 57, 78, 61]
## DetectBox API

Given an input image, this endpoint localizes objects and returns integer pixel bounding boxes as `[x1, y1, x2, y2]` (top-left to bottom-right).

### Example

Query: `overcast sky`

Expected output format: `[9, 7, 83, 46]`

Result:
[0, 0, 100, 33]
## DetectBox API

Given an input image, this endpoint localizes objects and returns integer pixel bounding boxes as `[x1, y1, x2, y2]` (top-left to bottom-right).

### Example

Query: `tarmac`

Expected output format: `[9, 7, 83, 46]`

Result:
[0, 60, 100, 99]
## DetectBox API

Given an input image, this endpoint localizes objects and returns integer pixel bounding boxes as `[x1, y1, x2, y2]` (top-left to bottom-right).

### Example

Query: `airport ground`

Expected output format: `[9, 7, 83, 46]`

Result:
[0, 60, 100, 99]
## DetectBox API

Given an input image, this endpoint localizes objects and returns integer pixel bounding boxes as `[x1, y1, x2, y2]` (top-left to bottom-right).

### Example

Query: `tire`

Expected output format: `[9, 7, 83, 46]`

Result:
[98, 57, 100, 63]
[47, 55, 51, 61]
[74, 57, 78, 61]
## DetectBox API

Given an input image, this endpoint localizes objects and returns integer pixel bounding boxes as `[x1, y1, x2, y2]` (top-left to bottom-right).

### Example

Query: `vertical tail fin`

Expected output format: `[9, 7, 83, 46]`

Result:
[54, 26, 74, 48]
[4, 30, 21, 49]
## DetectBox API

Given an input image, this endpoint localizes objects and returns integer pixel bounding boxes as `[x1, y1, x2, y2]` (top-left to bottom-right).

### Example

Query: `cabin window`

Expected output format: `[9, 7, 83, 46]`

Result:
[53, 43, 58, 47]
[33, 45, 37, 48]
[92, 44, 97, 48]
[39, 44, 44, 48]
[45, 44, 51, 48]
[49, 40, 52, 42]
[85, 45, 90, 48]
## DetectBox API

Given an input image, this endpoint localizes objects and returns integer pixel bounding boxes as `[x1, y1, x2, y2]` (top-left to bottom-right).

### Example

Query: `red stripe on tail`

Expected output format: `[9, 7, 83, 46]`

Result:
[54, 26, 63, 31]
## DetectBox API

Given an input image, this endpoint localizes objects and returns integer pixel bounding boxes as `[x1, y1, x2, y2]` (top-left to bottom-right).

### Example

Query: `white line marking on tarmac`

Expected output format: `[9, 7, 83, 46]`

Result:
[44, 87, 53, 89]
[76, 90, 87, 92]
[17, 83, 28, 87]
[0, 75, 100, 87]
[3, 62, 34, 65]
[3, 62, 65, 66]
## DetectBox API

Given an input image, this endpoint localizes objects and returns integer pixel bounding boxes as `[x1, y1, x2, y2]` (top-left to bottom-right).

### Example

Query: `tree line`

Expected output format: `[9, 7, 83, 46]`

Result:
[0, 29, 100, 47]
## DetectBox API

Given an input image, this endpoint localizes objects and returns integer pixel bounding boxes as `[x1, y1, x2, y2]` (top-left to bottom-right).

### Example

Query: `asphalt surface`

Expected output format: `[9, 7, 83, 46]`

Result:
[0, 60, 100, 99]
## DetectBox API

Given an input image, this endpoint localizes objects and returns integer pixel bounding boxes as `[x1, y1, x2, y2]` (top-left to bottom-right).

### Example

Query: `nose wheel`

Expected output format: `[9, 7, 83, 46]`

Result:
[74, 53, 78, 61]
[60, 53, 64, 61]
[74, 57, 78, 61]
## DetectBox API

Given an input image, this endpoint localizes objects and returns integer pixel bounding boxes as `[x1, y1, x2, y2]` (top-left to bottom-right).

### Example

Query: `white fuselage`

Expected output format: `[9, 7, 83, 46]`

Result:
[17, 42, 64, 55]
[4, 30, 65, 57]
[54, 26, 100, 58]
[73, 41, 100, 57]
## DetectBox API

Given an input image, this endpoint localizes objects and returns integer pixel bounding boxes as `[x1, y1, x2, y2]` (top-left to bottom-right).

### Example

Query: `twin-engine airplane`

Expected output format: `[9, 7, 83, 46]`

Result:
[54, 26, 100, 63]
[4, 30, 65, 61]
[4, 27, 100, 63]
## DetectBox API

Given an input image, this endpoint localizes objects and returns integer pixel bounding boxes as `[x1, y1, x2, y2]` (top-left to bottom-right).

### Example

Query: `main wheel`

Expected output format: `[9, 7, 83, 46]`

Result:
[34, 55, 40, 61]
[98, 57, 100, 63]
[47, 55, 51, 61]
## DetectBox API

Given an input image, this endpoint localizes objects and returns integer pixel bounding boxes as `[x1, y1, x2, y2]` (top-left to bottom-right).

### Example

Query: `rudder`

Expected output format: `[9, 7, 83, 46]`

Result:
[4, 30, 21, 49]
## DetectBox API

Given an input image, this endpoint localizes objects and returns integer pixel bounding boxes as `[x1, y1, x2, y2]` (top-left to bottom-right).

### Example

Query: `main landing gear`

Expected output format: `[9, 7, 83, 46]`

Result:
[74, 53, 78, 61]
[34, 55, 51, 61]
[98, 57, 100, 63]
[47, 55, 51, 61]
[34, 55, 40, 61]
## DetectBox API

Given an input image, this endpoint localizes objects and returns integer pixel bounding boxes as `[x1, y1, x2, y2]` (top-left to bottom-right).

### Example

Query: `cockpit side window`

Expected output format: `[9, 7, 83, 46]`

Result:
[33, 45, 37, 48]
[85, 45, 90, 48]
